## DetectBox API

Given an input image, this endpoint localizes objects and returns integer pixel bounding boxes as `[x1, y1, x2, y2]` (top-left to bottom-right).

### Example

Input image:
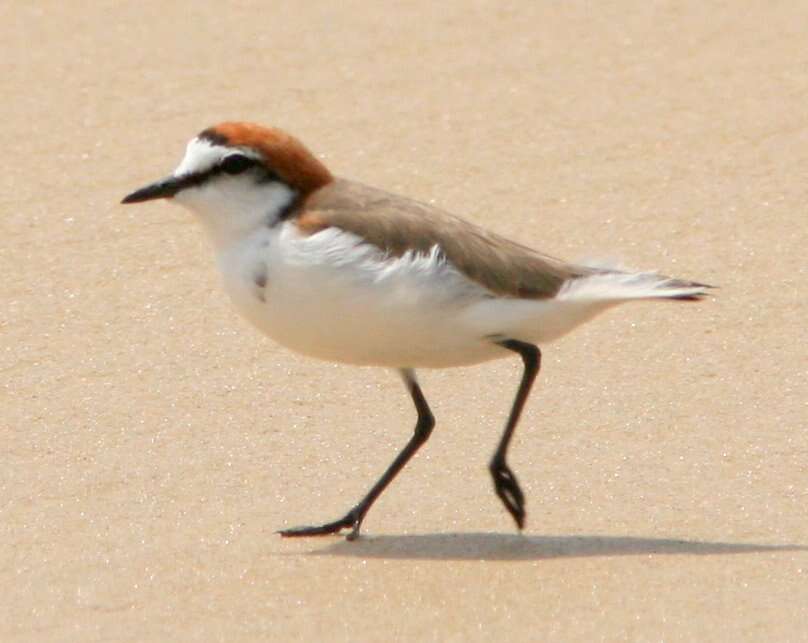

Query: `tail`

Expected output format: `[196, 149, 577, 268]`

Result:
[558, 270, 715, 303]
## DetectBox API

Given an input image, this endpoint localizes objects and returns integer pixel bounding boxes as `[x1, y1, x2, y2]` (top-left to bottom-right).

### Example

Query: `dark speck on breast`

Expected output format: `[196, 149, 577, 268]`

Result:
[252, 264, 268, 302]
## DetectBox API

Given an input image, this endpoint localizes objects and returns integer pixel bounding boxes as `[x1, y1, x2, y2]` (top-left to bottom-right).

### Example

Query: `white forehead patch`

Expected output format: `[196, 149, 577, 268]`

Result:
[173, 137, 260, 177]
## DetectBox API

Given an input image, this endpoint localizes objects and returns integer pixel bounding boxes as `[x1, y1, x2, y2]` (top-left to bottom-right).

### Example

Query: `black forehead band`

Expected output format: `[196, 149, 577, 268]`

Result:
[199, 129, 229, 146]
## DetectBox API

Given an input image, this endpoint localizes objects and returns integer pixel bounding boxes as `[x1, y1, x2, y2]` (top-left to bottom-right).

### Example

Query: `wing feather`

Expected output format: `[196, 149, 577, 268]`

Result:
[296, 179, 589, 299]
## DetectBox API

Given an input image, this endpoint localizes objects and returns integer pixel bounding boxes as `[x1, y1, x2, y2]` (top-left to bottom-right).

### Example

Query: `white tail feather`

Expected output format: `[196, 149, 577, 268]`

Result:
[558, 271, 710, 302]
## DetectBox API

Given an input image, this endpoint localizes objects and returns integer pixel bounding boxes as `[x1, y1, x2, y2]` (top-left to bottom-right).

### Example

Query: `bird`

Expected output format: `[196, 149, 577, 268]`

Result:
[122, 121, 711, 540]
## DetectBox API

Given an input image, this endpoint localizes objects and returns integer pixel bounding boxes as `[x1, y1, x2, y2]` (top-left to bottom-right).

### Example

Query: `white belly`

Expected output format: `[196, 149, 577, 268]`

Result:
[217, 224, 502, 367]
[218, 224, 608, 368]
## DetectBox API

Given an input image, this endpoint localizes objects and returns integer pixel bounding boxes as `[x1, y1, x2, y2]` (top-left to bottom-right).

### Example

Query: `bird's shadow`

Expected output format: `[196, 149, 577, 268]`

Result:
[307, 532, 807, 561]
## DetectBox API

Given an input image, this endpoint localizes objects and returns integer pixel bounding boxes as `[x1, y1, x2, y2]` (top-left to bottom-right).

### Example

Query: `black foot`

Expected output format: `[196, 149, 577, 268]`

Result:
[278, 509, 364, 540]
[490, 458, 525, 529]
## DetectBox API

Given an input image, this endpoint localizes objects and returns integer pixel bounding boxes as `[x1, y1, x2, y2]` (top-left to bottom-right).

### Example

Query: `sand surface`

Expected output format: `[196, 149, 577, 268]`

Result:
[3, 2, 807, 641]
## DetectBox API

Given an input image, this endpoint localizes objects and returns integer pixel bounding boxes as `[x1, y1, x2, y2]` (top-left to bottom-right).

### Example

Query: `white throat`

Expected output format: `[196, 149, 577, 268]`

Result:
[175, 180, 296, 251]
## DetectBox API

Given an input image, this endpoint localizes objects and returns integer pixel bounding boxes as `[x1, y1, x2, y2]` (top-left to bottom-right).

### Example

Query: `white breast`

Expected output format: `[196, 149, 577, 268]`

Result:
[217, 223, 495, 367]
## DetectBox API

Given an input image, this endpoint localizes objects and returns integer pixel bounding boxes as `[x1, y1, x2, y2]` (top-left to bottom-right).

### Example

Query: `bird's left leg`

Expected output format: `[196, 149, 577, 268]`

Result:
[489, 339, 541, 529]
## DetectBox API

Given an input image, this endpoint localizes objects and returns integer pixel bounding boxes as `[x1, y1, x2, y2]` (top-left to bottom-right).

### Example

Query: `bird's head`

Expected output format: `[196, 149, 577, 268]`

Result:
[122, 122, 333, 243]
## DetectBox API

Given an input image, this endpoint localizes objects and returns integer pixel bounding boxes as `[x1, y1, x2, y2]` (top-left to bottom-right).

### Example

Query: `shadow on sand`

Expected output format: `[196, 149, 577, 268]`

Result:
[309, 532, 808, 561]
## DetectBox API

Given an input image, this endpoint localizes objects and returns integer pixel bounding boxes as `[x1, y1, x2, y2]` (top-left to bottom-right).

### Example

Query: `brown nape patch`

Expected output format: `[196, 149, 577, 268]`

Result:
[294, 211, 330, 236]
[201, 122, 333, 195]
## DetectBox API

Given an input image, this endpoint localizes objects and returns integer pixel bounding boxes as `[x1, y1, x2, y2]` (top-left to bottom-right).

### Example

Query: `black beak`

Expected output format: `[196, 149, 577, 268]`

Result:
[121, 176, 183, 204]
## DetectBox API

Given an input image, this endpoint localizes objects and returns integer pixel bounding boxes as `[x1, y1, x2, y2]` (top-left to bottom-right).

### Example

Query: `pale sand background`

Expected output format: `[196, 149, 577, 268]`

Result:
[2, 2, 807, 641]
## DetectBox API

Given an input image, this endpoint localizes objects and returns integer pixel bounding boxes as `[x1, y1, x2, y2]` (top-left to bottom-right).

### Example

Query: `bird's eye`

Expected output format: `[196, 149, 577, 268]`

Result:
[220, 154, 255, 175]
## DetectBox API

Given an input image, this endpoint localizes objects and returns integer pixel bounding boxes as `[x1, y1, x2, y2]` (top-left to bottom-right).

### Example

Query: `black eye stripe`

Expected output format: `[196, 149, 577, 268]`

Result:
[172, 170, 212, 191]
[220, 154, 256, 175]
[174, 156, 280, 190]
[255, 166, 281, 184]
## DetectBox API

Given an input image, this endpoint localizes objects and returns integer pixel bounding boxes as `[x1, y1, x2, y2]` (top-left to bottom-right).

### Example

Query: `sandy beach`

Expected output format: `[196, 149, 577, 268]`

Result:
[3, 2, 807, 640]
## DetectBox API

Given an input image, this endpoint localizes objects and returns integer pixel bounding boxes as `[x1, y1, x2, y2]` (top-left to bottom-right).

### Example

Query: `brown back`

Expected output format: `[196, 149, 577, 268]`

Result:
[296, 179, 592, 299]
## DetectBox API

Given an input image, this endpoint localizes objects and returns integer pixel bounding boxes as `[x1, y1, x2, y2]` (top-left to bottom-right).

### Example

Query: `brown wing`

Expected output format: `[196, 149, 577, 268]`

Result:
[296, 179, 592, 299]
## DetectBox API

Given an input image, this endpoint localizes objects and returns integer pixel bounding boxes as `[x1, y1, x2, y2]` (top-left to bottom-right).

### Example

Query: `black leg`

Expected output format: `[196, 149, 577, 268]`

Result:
[490, 339, 541, 530]
[279, 369, 435, 540]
